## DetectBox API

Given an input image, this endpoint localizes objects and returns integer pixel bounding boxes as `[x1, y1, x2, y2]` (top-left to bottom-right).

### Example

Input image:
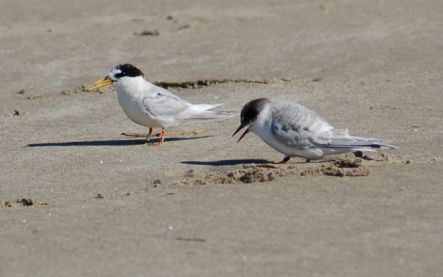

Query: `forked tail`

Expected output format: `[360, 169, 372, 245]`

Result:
[329, 136, 397, 152]
[185, 104, 237, 120]
[325, 129, 397, 151]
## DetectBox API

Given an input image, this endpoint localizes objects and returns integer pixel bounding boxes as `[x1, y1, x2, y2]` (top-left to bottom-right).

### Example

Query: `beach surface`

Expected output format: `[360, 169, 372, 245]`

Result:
[1, 1, 442, 276]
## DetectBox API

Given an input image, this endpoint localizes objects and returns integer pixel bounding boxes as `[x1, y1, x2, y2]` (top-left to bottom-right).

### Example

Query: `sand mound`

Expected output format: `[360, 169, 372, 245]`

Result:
[178, 157, 372, 185]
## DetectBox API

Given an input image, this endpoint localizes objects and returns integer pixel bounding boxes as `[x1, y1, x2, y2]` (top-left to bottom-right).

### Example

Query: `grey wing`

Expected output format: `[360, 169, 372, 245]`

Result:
[271, 101, 335, 149]
[142, 85, 191, 118]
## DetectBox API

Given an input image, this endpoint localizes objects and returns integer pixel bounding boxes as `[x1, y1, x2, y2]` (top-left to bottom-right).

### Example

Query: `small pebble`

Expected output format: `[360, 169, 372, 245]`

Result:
[17, 198, 34, 206]
[152, 179, 161, 187]
[134, 30, 160, 36]
[11, 109, 24, 116]
[178, 24, 190, 30]
[27, 95, 42, 100]
[61, 90, 72, 96]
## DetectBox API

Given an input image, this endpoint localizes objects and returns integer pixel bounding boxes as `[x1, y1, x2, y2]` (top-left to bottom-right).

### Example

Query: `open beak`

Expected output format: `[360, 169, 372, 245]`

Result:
[232, 123, 250, 142]
[87, 76, 114, 91]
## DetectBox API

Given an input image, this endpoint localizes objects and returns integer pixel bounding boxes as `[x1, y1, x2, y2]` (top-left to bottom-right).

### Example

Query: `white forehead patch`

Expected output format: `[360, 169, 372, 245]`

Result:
[108, 68, 122, 80]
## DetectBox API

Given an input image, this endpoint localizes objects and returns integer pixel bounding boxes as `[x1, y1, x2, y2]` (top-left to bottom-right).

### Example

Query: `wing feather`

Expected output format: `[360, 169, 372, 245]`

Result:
[142, 85, 191, 119]
[270, 101, 334, 149]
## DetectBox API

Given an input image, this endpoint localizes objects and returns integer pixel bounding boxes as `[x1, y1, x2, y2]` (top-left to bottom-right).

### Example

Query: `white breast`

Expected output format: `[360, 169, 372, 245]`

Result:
[114, 77, 163, 128]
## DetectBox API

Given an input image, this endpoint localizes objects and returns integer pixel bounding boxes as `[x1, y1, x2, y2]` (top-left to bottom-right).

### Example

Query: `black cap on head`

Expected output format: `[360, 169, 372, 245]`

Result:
[110, 64, 144, 79]
[232, 98, 271, 141]
[240, 98, 271, 124]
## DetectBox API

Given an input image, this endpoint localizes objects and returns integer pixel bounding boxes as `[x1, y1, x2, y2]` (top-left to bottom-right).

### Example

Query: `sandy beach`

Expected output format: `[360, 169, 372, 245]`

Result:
[1, 0, 442, 276]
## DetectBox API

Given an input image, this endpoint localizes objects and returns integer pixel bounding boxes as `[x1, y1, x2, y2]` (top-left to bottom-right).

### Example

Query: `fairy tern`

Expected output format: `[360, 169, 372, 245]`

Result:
[233, 98, 396, 163]
[88, 64, 234, 145]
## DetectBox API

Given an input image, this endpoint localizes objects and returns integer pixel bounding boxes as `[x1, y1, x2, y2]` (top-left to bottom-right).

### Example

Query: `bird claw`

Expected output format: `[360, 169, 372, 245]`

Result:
[273, 156, 291, 164]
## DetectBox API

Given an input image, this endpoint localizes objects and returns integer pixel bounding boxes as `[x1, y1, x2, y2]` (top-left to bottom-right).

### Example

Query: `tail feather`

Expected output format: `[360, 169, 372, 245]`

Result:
[183, 104, 237, 120]
[329, 136, 397, 150]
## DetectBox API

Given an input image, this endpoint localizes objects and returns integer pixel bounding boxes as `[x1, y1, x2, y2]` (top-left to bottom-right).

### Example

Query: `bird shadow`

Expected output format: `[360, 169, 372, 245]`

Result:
[181, 159, 272, 166]
[27, 135, 212, 147]
[181, 158, 339, 166]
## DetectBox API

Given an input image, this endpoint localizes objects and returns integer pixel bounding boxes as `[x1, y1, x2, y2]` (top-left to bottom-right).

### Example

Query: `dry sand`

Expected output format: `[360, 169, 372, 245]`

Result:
[1, 0, 442, 276]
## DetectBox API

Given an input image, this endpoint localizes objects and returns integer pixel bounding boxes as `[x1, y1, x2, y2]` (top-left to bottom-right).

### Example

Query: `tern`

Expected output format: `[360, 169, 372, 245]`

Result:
[89, 64, 234, 145]
[233, 98, 396, 163]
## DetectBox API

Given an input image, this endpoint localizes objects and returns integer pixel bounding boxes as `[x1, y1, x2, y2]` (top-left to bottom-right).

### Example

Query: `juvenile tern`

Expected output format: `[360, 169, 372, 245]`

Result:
[233, 98, 396, 163]
[88, 64, 234, 145]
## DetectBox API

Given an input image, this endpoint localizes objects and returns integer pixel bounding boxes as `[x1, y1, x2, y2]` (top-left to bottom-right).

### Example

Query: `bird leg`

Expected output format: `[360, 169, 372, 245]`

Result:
[153, 128, 167, 146]
[146, 128, 153, 142]
[275, 156, 291, 164]
[257, 156, 290, 168]
[121, 128, 162, 140]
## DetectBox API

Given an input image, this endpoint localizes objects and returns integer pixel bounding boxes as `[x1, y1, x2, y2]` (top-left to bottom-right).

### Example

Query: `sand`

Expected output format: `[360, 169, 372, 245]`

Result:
[1, 0, 442, 276]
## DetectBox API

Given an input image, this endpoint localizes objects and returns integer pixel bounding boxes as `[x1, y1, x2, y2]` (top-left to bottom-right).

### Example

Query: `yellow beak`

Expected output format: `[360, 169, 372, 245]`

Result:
[87, 76, 114, 91]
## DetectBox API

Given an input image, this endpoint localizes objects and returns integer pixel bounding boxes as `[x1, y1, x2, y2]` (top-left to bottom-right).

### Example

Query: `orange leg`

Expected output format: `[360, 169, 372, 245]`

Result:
[146, 128, 153, 142]
[153, 128, 167, 146]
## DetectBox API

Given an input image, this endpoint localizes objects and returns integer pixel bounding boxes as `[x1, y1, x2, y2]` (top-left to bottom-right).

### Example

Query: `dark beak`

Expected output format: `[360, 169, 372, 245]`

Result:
[232, 124, 250, 142]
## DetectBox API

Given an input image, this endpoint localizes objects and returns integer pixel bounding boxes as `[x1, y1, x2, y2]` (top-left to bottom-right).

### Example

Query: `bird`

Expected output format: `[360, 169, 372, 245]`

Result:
[88, 64, 235, 145]
[232, 98, 396, 163]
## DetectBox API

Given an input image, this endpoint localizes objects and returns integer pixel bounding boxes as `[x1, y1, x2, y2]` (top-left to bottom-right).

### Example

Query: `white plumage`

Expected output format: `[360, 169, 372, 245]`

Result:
[89, 64, 234, 144]
[233, 98, 396, 162]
